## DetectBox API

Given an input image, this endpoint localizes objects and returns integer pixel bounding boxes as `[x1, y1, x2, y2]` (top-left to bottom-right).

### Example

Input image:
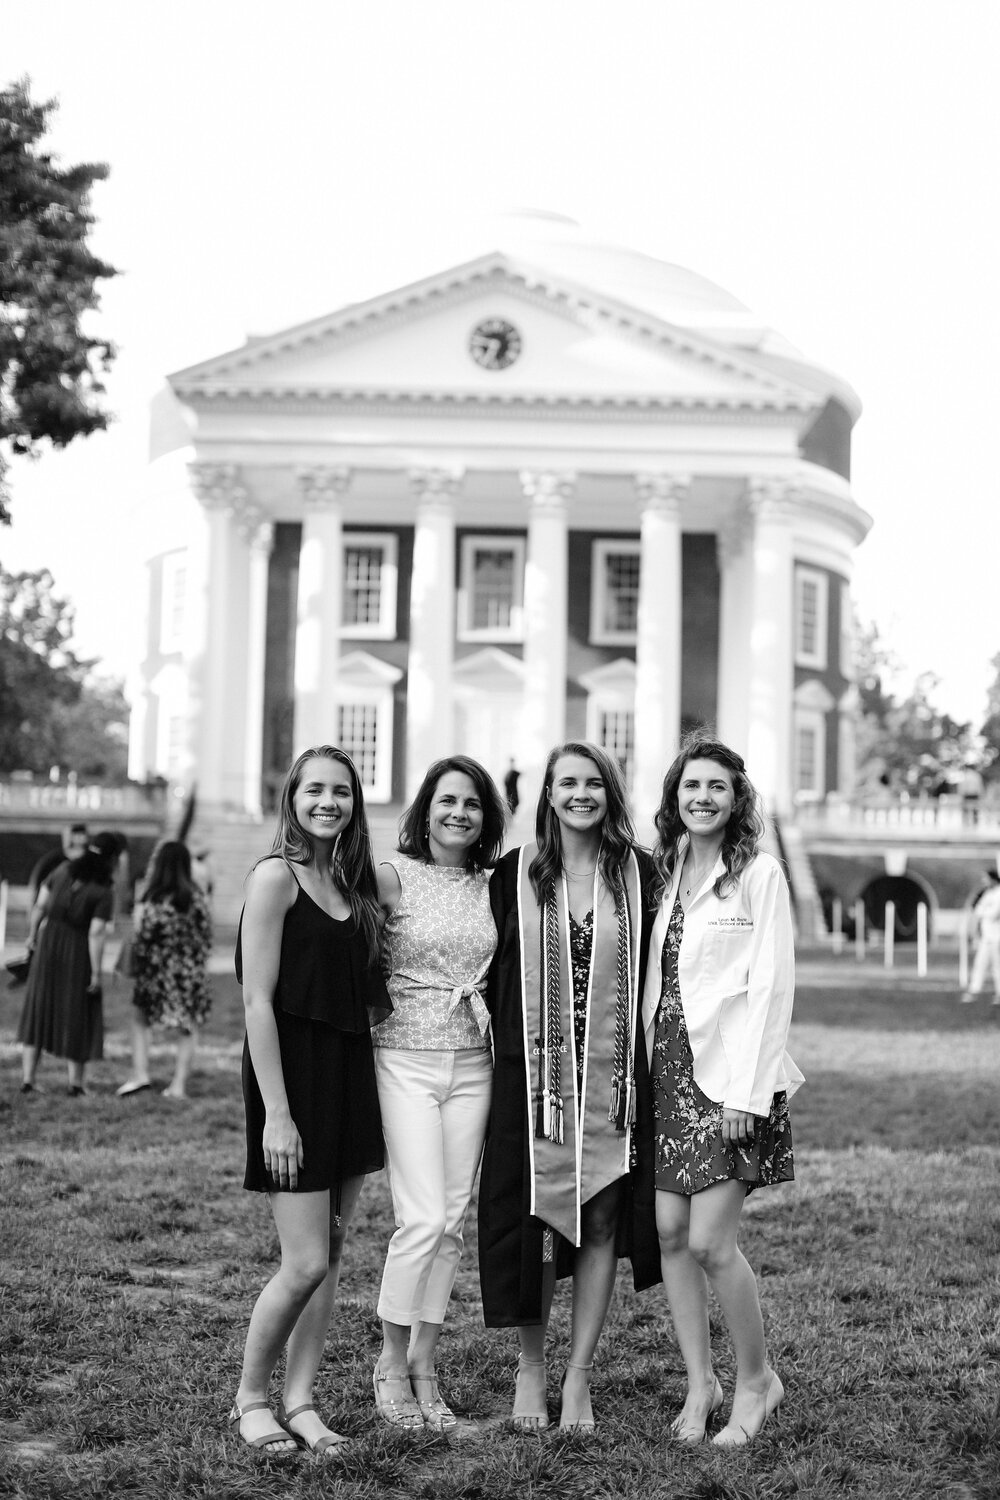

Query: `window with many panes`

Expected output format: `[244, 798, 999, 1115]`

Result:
[458, 536, 525, 641]
[793, 709, 825, 798]
[794, 566, 828, 669]
[590, 541, 641, 645]
[341, 533, 397, 640]
[597, 707, 635, 788]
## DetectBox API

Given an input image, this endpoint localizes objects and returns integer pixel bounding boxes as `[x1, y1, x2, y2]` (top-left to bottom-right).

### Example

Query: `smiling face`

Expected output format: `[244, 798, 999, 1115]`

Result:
[292, 755, 355, 845]
[547, 753, 609, 836]
[677, 758, 735, 842]
[427, 770, 484, 866]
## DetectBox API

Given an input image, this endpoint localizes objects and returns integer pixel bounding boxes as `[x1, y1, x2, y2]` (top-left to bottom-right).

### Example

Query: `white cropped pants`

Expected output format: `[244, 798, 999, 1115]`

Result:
[375, 1046, 493, 1327]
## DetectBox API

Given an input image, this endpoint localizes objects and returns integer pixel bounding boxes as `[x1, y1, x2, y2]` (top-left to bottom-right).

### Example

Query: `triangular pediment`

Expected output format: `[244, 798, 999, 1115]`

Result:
[169, 254, 819, 415]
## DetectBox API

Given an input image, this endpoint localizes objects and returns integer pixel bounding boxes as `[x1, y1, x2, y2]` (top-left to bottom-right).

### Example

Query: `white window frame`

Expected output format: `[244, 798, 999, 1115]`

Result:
[457, 535, 525, 643]
[590, 539, 641, 646]
[159, 551, 188, 654]
[581, 659, 637, 791]
[793, 707, 826, 801]
[794, 565, 828, 669]
[335, 651, 402, 804]
[838, 580, 853, 678]
[341, 532, 398, 641]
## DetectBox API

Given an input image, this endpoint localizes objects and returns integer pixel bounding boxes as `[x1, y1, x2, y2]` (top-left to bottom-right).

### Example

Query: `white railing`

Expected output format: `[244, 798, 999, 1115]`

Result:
[793, 794, 1000, 836]
[0, 780, 167, 816]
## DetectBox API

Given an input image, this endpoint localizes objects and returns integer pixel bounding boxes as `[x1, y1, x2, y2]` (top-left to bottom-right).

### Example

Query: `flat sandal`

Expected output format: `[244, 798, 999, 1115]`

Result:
[228, 1399, 299, 1455]
[373, 1367, 424, 1429]
[277, 1400, 349, 1457]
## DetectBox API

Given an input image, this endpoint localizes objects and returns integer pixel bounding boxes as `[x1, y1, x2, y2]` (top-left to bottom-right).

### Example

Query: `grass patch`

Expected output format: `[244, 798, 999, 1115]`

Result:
[1, 969, 998, 1499]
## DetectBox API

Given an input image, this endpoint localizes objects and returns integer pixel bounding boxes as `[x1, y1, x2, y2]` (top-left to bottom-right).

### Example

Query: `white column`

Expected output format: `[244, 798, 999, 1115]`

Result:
[520, 470, 573, 784]
[406, 468, 460, 798]
[189, 463, 252, 808]
[746, 478, 796, 819]
[238, 515, 274, 815]
[716, 500, 754, 755]
[632, 474, 687, 836]
[293, 466, 348, 753]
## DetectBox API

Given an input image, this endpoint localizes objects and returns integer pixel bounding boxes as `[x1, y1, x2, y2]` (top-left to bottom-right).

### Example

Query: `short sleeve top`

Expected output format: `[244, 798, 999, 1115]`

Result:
[46, 865, 114, 930]
[372, 856, 496, 1052]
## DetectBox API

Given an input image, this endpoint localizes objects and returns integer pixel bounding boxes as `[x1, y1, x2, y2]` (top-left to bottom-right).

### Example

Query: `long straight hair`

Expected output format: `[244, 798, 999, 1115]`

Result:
[652, 732, 764, 900]
[527, 740, 637, 906]
[141, 840, 197, 913]
[267, 745, 381, 966]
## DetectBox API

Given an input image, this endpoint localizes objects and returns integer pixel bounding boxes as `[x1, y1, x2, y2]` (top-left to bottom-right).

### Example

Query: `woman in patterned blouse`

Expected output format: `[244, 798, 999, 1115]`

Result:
[372, 756, 506, 1431]
[116, 840, 212, 1100]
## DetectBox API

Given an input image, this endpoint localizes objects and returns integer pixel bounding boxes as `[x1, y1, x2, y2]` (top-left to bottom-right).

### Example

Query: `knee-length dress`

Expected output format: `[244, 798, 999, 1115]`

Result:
[651, 901, 793, 1195]
[133, 892, 212, 1033]
[238, 870, 391, 1194]
[17, 866, 113, 1064]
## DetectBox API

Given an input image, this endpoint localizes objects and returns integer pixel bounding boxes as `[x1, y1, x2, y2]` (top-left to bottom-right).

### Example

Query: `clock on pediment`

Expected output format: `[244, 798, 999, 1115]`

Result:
[469, 317, 522, 371]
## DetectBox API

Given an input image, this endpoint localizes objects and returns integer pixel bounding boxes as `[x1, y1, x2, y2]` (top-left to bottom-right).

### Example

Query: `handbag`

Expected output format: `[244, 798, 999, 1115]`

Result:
[4, 952, 31, 986]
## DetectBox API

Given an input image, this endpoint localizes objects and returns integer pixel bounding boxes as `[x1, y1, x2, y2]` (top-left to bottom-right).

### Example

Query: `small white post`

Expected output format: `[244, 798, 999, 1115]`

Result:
[884, 900, 895, 969]
[854, 899, 866, 961]
[0, 879, 7, 952]
[959, 912, 970, 991]
[916, 902, 928, 977]
[832, 897, 844, 956]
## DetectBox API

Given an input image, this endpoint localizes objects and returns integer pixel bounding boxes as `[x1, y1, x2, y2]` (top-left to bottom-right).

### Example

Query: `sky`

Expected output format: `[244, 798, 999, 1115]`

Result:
[3, 0, 999, 725]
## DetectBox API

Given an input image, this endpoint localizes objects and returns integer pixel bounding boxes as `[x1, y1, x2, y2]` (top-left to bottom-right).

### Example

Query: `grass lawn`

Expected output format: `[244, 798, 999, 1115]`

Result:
[1, 962, 998, 1500]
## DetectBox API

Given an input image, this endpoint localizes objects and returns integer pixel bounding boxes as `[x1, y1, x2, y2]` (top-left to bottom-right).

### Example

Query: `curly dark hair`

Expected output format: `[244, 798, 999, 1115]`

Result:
[528, 741, 637, 905]
[652, 733, 764, 900]
[265, 745, 381, 966]
[397, 755, 506, 872]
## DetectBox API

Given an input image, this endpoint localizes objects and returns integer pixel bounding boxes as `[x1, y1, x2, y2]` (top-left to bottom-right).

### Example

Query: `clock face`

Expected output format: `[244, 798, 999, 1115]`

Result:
[469, 318, 522, 371]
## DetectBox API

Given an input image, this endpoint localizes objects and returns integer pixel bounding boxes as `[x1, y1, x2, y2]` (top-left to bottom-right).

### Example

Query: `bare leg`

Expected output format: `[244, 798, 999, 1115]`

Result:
[164, 1027, 198, 1098]
[233, 1189, 339, 1451]
[67, 1059, 85, 1091]
[375, 1317, 422, 1428]
[280, 1176, 365, 1455]
[684, 1180, 781, 1446]
[656, 1188, 720, 1443]
[560, 1180, 624, 1429]
[118, 1013, 151, 1091]
[21, 1044, 40, 1088]
[513, 1258, 557, 1428]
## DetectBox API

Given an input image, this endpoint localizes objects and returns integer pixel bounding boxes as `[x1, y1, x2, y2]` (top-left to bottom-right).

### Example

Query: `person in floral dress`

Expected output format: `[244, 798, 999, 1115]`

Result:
[117, 841, 212, 1099]
[640, 734, 803, 1448]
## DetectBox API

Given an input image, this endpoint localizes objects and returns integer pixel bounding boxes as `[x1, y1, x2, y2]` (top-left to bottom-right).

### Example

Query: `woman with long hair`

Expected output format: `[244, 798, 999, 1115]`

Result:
[229, 746, 391, 1459]
[18, 831, 120, 1096]
[641, 733, 802, 1446]
[116, 840, 212, 1099]
[478, 742, 659, 1432]
[372, 755, 506, 1431]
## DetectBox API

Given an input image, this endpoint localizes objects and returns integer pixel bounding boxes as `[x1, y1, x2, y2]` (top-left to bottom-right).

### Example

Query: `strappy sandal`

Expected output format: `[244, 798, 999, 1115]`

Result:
[559, 1362, 595, 1432]
[410, 1374, 457, 1431]
[512, 1354, 549, 1431]
[277, 1400, 349, 1457]
[373, 1366, 424, 1429]
[228, 1399, 299, 1455]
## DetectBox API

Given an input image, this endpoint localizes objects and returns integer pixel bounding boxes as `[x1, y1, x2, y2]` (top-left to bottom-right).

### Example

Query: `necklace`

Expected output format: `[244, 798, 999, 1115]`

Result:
[564, 866, 597, 881]
[683, 864, 714, 896]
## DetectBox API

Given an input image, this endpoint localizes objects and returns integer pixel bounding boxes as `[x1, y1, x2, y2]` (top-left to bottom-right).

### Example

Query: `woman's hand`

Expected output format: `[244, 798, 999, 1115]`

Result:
[262, 1112, 304, 1190]
[722, 1107, 755, 1148]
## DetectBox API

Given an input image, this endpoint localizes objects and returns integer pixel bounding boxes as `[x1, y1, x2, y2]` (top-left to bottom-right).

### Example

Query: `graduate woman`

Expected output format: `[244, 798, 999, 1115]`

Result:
[478, 742, 659, 1432]
[642, 734, 802, 1447]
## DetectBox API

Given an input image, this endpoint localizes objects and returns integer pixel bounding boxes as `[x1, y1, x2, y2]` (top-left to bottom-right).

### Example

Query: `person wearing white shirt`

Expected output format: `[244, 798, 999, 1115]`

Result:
[641, 735, 803, 1448]
[962, 871, 1000, 1003]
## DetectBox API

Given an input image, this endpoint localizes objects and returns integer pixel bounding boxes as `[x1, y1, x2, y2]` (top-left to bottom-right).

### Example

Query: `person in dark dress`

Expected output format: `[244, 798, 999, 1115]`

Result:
[640, 735, 803, 1448]
[18, 831, 119, 1095]
[478, 742, 660, 1432]
[229, 746, 391, 1459]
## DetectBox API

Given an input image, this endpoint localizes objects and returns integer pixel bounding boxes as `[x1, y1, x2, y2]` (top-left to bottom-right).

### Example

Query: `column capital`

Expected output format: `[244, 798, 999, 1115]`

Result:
[189, 461, 247, 511]
[747, 475, 799, 522]
[716, 501, 753, 566]
[408, 467, 463, 509]
[295, 465, 351, 509]
[519, 469, 576, 513]
[246, 518, 275, 556]
[634, 473, 690, 515]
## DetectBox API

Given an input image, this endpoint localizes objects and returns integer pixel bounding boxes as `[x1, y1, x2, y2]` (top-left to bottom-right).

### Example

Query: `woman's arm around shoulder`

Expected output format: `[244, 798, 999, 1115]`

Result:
[377, 860, 402, 917]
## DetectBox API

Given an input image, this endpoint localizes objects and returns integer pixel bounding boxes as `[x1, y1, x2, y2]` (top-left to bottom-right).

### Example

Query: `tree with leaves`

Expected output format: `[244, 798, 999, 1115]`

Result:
[0, 77, 117, 523]
[0, 565, 128, 779]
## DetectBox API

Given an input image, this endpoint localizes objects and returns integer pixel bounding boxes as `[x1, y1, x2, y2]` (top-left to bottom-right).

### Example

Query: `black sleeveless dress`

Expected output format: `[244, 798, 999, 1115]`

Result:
[237, 872, 391, 1194]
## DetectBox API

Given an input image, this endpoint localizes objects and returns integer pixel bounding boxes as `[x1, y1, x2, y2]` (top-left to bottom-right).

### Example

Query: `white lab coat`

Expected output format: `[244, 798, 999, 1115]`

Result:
[641, 845, 804, 1116]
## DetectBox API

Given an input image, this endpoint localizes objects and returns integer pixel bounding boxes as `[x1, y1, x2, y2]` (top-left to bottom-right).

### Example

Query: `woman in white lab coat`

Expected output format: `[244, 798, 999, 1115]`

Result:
[642, 735, 803, 1449]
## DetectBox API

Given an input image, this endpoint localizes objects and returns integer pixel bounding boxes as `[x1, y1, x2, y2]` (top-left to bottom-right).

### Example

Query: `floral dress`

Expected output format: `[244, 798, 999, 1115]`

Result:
[568, 910, 593, 1102]
[651, 901, 793, 1195]
[132, 892, 212, 1033]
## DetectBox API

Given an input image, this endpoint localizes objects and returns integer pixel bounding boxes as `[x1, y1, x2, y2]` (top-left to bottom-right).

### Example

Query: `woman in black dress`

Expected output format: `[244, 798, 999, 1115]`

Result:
[230, 746, 391, 1459]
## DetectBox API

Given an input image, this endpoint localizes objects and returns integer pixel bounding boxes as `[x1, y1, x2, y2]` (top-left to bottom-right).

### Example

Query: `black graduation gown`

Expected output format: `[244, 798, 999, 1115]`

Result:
[477, 845, 662, 1328]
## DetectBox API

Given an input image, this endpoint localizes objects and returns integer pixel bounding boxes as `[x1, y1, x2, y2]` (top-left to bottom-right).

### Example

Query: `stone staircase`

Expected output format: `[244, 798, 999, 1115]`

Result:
[774, 817, 826, 941]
